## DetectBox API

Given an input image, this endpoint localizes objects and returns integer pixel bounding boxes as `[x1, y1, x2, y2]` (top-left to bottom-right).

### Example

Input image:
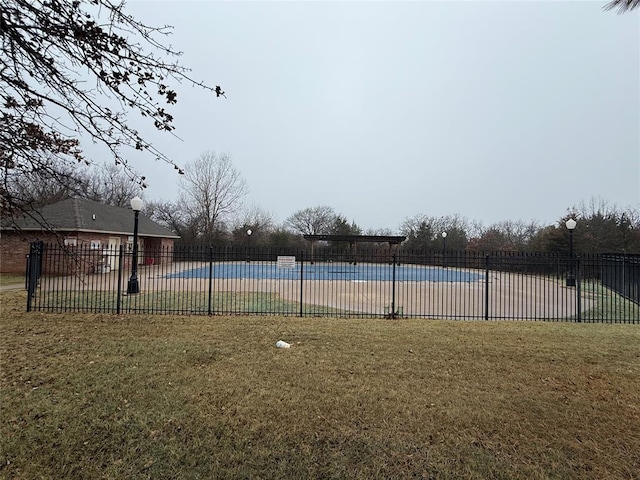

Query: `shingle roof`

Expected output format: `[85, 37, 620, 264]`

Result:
[1, 198, 179, 238]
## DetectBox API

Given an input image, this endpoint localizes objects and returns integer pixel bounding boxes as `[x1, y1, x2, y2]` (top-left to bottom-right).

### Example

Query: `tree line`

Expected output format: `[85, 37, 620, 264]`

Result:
[143, 153, 640, 255]
[9, 149, 639, 255]
[147, 153, 639, 255]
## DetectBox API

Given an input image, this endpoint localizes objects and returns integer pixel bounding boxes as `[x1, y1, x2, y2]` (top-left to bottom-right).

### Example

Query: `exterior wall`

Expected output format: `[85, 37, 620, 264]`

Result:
[0, 232, 39, 274]
[0, 231, 175, 274]
[143, 237, 175, 266]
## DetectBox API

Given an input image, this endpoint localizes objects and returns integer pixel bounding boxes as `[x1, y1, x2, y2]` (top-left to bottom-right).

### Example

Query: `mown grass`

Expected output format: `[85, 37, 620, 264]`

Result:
[31, 290, 346, 316]
[581, 281, 640, 323]
[0, 273, 24, 287]
[1, 289, 639, 479]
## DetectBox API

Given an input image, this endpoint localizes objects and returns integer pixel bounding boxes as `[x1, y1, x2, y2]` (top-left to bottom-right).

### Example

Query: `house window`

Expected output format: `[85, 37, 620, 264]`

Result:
[64, 237, 77, 247]
[90, 240, 101, 250]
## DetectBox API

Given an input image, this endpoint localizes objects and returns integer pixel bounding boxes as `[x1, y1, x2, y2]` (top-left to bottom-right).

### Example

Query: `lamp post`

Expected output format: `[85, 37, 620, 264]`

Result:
[246, 229, 252, 263]
[441, 231, 447, 268]
[565, 218, 577, 287]
[127, 196, 143, 294]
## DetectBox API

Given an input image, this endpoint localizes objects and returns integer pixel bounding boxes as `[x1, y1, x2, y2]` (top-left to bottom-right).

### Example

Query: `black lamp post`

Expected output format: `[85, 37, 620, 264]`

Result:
[127, 196, 143, 294]
[441, 231, 447, 268]
[246, 229, 252, 263]
[565, 218, 576, 287]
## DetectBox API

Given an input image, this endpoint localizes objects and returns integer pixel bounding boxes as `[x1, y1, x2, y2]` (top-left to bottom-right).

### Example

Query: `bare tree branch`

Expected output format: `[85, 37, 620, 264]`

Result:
[1, 0, 220, 221]
[604, 0, 640, 12]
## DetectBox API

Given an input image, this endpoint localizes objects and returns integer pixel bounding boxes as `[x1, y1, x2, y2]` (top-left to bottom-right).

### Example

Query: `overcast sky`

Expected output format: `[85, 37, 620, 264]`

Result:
[116, 0, 639, 232]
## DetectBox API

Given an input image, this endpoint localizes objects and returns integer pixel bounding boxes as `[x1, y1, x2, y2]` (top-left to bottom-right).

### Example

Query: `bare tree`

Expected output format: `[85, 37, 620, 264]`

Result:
[84, 163, 144, 208]
[178, 152, 248, 241]
[230, 206, 275, 247]
[364, 227, 395, 236]
[232, 205, 275, 233]
[466, 220, 542, 252]
[1, 0, 220, 220]
[4, 158, 142, 209]
[604, 0, 640, 12]
[144, 199, 201, 243]
[285, 206, 336, 236]
[3, 155, 87, 210]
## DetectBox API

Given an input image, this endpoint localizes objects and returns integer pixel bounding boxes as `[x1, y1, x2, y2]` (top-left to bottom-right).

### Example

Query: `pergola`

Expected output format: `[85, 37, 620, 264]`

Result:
[302, 234, 406, 263]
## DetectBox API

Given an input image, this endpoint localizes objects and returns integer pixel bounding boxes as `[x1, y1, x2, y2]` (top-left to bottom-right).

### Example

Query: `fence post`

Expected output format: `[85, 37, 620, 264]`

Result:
[576, 257, 581, 323]
[299, 251, 304, 317]
[25, 254, 30, 291]
[116, 245, 124, 314]
[484, 254, 490, 320]
[26, 241, 44, 312]
[208, 246, 214, 316]
[622, 254, 626, 300]
[391, 253, 397, 318]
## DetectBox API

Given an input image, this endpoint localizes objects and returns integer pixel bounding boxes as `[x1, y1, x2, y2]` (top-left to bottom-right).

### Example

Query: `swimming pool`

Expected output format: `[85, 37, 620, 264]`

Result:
[167, 262, 484, 283]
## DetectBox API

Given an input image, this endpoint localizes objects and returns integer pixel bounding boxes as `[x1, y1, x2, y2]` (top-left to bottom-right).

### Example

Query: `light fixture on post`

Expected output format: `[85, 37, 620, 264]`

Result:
[441, 231, 447, 268]
[246, 229, 252, 263]
[127, 196, 143, 294]
[565, 218, 577, 287]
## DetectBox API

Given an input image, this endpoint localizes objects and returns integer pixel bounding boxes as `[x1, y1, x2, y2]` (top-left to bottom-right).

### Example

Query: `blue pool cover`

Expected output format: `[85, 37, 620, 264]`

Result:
[166, 262, 483, 283]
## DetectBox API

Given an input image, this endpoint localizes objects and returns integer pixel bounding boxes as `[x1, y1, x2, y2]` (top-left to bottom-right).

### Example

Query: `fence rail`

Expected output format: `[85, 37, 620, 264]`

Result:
[25, 243, 640, 323]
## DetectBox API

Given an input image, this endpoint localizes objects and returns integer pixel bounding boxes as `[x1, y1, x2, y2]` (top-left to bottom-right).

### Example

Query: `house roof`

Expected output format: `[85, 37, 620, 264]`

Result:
[2, 198, 179, 239]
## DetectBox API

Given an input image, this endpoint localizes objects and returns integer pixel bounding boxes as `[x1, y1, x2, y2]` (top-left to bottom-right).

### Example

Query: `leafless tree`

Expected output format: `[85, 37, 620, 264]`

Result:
[178, 152, 248, 240]
[144, 199, 199, 241]
[84, 163, 144, 208]
[1, 0, 220, 221]
[285, 206, 336, 236]
[3, 155, 87, 210]
[232, 205, 275, 233]
[229, 205, 275, 246]
[4, 158, 142, 209]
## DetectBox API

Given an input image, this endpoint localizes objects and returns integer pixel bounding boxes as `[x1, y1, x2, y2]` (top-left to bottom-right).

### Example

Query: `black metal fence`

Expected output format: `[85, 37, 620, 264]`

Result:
[25, 243, 640, 323]
[601, 254, 640, 305]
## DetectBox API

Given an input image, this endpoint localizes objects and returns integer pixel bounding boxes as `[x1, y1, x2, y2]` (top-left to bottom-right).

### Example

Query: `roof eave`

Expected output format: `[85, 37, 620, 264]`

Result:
[1, 227, 180, 239]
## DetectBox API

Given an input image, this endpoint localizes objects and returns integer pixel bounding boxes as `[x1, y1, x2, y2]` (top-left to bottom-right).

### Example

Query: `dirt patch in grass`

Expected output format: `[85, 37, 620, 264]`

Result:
[1, 289, 639, 479]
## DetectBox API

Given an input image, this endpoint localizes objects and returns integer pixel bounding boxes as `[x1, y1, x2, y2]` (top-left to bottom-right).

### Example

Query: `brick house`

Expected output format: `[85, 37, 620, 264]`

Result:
[0, 198, 179, 274]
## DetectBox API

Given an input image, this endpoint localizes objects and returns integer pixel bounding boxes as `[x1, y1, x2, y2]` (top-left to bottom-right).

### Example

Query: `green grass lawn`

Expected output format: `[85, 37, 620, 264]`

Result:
[581, 280, 640, 322]
[1, 289, 639, 479]
[29, 290, 347, 316]
[0, 273, 24, 287]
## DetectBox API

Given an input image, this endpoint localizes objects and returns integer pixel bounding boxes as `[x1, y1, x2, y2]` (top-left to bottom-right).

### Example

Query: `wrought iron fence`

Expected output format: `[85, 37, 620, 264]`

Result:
[601, 254, 640, 305]
[25, 243, 640, 323]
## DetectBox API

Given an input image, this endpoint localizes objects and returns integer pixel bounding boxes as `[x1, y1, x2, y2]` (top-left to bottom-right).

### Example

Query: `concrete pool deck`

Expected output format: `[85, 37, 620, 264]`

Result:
[32, 261, 591, 319]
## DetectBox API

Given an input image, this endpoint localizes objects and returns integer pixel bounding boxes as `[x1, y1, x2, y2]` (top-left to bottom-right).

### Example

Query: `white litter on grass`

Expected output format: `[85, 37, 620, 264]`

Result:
[276, 340, 291, 349]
